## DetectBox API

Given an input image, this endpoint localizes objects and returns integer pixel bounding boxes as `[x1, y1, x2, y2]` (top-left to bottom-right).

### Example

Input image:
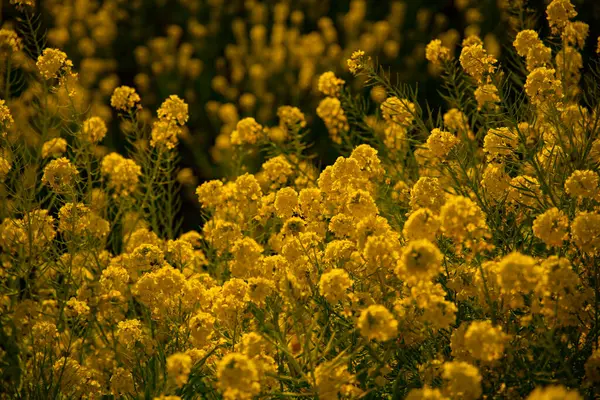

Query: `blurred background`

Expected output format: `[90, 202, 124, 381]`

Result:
[3, 0, 600, 232]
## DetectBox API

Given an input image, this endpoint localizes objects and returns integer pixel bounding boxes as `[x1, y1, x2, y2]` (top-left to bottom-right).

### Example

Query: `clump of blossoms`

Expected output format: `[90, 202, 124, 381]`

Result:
[0, 29, 22, 54]
[42, 157, 78, 193]
[318, 71, 345, 97]
[41, 138, 67, 158]
[347, 49, 370, 75]
[111, 86, 142, 112]
[358, 305, 398, 341]
[524, 67, 563, 106]
[151, 95, 189, 148]
[231, 117, 265, 145]
[100, 152, 142, 196]
[1, 0, 600, 398]
[36, 48, 74, 80]
[82, 117, 107, 144]
[316, 97, 349, 144]
[459, 41, 497, 83]
[0, 99, 13, 134]
[425, 39, 451, 65]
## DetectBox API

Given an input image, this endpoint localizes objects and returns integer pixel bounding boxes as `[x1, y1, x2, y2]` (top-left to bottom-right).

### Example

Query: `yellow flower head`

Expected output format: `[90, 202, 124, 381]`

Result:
[0, 29, 22, 53]
[216, 353, 261, 400]
[546, 0, 577, 34]
[111, 86, 141, 111]
[425, 39, 451, 65]
[36, 48, 73, 80]
[82, 116, 107, 144]
[347, 50, 369, 74]
[533, 208, 570, 247]
[526, 385, 582, 400]
[41, 138, 67, 159]
[166, 353, 192, 388]
[317, 97, 348, 144]
[427, 128, 459, 158]
[318, 268, 353, 303]
[318, 71, 345, 97]
[231, 117, 264, 145]
[42, 157, 78, 193]
[396, 239, 443, 282]
[157, 95, 189, 126]
[358, 304, 398, 341]
[101, 153, 142, 196]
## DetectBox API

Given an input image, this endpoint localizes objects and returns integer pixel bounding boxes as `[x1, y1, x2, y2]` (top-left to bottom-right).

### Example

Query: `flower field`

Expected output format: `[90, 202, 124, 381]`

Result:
[1, 0, 600, 398]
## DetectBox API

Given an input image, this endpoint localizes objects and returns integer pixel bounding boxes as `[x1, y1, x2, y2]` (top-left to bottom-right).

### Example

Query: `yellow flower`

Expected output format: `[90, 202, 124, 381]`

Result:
[346, 189, 378, 220]
[230, 237, 264, 278]
[166, 353, 192, 388]
[317, 71, 345, 97]
[318, 269, 353, 303]
[443, 108, 470, 134]
[564, 170, 599, 199]
[474, 84, 500, 110]
[65, 297, 90, 318]
[584, 349, 600, 384]
[10, 0, 35, 9]
[101, 153, 142, 196]
[111, 86, 141, 111]
[441, 361, 482, 400]
[403, 208, 440, 242]
[0, 99, 13, 133]
[463, 320, 509, 363]
[0, 156, 11, 180]
[459, 43, 496, 83]
[532, 208, 569, 247]
[425, 39, 451, 65]
[481, 163, 510, 202]
[41, 138, 67, 158]
[497, 252, 542, 295]
[347, 49, 368, 74]
[317, 97, 349, 144]
[42, 157, 78, 193]
[381, 96, 416, 126]
[196, 180, 225, 209]
[231, 117, 264, 145]
[439, 195, 490, 250]
[82, 116, 107, 143]
[110, 367, 134, 396]
[116, 319, 145, 348]
[514, 30, 542, 57]
[277, 105, 306, 133]
[0, 29, 22, 53]
[508, 175, 542, 208]
[396, 239, 443, 282]
[524, 67, 563, 106]
[36, 48, 73, 80]
[350, 144, 384, 180]
[406, 387, 449, 400]
[150, 120, 181, 149]
[410, 177, 446, 213]
[483, 127, 518, 160]
[571, 212, 600, 254]
[526, 385, 582, 400]
[274, 187, 298, 219]
[358, 304, 398, 341]
[546, 0, 577, 34]
[157, 95, 189, 125]
[216, 353, 261, 400]
[314, 360, 362, 400]
[426, 128, 459, 158]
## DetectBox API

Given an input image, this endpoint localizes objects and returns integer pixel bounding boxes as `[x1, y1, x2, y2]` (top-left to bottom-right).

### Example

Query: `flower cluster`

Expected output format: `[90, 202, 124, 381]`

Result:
[1, 0, 599, 399]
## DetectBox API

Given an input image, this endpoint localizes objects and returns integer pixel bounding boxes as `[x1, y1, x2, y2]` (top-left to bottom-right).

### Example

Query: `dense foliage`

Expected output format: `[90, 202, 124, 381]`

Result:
[1, 0, 600, 399]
